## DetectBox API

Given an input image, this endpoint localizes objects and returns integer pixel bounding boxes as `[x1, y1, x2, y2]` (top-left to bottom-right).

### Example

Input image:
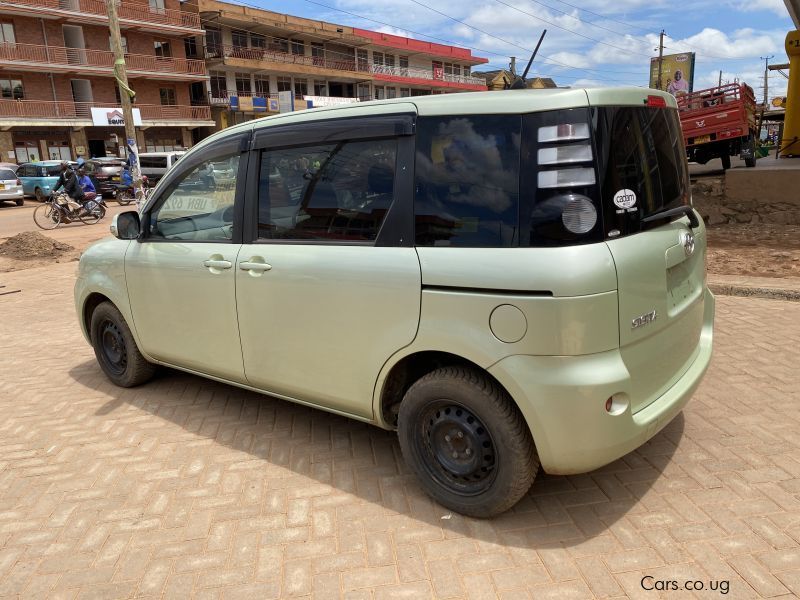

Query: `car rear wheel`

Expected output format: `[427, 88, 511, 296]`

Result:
[397, 367, 538, 518]
[90, 302, 156, 387]
[15, 198, 23, 206]
[34, 187, 46, 202]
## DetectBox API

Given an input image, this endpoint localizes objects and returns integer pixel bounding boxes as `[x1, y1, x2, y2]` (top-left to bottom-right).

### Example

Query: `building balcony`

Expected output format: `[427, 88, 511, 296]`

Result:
[0, 43, 207, 80]
[206, 44, 487, 91]
[207, 44, 361, 78]
[0, 0, 203, 35]
[371, 65, 487, 90]
[0, 99, 214, 127]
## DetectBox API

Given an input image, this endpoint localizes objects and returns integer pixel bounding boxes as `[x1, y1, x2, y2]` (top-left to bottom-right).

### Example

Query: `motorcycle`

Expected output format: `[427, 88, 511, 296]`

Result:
[32, 191, 106, 230]
[111, 175, 150, 206]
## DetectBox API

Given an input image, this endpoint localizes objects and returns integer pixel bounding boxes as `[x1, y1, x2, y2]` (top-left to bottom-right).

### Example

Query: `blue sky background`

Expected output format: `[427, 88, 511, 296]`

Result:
[228, 0, 794, 98]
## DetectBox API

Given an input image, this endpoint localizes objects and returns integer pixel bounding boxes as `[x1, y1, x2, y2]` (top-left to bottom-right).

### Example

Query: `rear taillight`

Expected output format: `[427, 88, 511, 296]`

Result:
[16, 179, 21, 185]
[646, 95, 667, 108]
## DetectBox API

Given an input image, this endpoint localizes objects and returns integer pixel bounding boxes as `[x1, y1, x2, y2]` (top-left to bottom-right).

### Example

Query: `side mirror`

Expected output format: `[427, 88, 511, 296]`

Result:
[111, 211, 141, 240]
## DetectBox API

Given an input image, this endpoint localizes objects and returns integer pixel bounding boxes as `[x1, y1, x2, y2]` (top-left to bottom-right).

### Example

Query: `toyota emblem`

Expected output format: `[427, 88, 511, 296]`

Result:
[681, 231, 695, 257]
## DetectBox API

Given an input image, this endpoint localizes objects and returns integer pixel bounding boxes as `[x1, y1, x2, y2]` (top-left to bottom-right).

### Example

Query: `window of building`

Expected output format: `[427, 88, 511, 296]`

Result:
[357, 49, 368, 71]
[46, 140, 71, 161]
[251, 34, 266, 49]
[149, 153, 241, 242]
[399, 56, 408, 68]
[114, 85, 121, 104]
[313, 80, 327, 96]
[386, 87, 397, 99]
[210, 71, 227, 98]
[184, 37, 199, 59]
[357, 83, 370, 100]
[452, 64, 461, 76]
[148, 0, 165, 12]
[0, 79, 23, 100]
[235, 72, 251, 94]
[294, 78, 308, 97]
[311, 43, 324, 57]
[372, 51, 384, 66]
[0, 23, 15, 44]
[273, 37, 289, 53]
[444, 63, 453, 75]
[159, 87, 176, 105]
[232, 30, 248, 49]
[254, 74, 269, 96]
[205, 28, 222, 57]
[399, 88, 410, 97]
[374, 86, 385, 100]
[276, 77, 291, 92]
[14, 141, 37, 164]
[257, 138, 397, 242]
[291, 39, 304, 55]
[154, 41, 172, 58]
[385, 55, 395, 68]
[415, 115, 521, 247]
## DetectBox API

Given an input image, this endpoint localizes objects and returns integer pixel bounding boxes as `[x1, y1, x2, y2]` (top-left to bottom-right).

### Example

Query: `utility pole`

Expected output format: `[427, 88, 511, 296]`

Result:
[718, 70, 723, 87]
[510, 56, 516, 77]
[106, 0, 145, 209]
[761, 55, 774, 107]
[656, 30, 665, 90]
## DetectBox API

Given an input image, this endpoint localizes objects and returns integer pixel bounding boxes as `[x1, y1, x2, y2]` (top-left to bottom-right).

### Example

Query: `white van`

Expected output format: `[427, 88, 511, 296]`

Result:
[138, 151, 186, 184]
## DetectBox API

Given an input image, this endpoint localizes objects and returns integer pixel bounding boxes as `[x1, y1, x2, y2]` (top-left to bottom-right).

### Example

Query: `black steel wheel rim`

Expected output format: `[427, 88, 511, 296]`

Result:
[100, 319, 127, 375]
[417, 401, 497, 496]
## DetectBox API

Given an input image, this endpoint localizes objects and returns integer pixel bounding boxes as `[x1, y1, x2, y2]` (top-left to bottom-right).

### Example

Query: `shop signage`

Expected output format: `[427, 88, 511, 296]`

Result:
[90, 107, 143, 127]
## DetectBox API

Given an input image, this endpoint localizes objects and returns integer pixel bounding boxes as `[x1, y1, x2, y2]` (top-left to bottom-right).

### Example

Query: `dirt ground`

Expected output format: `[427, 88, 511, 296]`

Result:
[706, 223, 800, 278]
[0, 214, 798, 279]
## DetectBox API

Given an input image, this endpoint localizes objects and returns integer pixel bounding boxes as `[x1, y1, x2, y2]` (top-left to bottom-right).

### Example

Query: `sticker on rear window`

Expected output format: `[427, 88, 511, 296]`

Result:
[614, 190, 636, 212]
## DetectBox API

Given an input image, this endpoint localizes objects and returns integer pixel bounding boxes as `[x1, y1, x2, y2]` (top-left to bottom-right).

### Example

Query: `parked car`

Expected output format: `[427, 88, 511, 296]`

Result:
[0, 166, 24, 206]
[0, 162, 19, 172]
[75, 88, 715, 517]
[84, 158, 124, 197]
[17, 161, 76, 201]
[138, 151, 185, 184]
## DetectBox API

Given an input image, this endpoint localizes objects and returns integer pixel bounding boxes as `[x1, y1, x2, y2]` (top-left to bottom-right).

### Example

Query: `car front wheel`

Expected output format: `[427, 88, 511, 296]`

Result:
[397, 367, 538, 518]
[90, 302, 156, 387]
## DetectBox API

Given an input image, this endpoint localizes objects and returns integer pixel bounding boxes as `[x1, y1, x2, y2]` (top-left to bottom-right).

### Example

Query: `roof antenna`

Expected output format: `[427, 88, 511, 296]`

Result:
[509, 30, 547, 90]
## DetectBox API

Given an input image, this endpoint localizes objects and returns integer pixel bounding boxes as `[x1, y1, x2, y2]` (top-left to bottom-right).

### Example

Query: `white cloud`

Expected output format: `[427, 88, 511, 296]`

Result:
[732, 0, 790, 17]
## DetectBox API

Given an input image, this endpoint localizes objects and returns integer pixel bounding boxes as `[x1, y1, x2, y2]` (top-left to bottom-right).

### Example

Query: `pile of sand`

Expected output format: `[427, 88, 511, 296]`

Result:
[0, 231, 75, 260]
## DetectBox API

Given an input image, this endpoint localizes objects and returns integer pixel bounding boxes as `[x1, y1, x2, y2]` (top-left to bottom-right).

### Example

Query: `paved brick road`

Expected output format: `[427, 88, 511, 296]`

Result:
[1, 263, 800, 599]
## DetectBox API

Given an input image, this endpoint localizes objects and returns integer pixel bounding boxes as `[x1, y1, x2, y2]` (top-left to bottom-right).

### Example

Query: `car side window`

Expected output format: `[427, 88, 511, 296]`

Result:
[148, 153, 240, 242]
[257, 138, 397, 242]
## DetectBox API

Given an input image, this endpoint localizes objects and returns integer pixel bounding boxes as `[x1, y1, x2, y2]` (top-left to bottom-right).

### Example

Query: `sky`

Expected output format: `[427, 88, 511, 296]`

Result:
[233, 0, 794, 99]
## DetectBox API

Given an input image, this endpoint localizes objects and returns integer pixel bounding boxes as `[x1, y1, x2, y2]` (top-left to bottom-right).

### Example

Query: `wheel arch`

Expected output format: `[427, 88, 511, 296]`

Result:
[82, 292, 113, 339]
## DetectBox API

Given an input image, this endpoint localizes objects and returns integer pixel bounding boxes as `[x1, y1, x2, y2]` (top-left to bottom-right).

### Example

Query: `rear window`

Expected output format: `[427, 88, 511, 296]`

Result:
[594, 106, 689, 235]
[0, 168, 16, 180]
[140, 157, 168, 169]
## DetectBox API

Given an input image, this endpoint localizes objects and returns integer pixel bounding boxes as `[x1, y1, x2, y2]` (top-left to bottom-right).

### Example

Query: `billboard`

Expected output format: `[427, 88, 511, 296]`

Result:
[649, 52, 696, 97]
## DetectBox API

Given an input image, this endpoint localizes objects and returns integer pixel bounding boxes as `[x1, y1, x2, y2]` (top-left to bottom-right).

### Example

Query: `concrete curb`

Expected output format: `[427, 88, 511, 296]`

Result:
[709, 283, 800, 302]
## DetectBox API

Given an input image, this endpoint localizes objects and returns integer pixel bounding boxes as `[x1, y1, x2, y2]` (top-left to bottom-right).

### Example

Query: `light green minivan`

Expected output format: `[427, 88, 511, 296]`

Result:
[75, 88, 714, 517]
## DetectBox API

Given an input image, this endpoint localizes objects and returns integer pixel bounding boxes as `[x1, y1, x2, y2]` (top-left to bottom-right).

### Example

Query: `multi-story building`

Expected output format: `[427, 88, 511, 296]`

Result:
[198, 0, 488, 128]
[0, 0, 213, 162]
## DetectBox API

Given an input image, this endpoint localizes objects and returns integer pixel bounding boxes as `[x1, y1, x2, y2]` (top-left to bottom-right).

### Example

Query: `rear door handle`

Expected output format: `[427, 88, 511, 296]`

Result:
[240, 260, 272, 272]
[203, 259, 232, 270]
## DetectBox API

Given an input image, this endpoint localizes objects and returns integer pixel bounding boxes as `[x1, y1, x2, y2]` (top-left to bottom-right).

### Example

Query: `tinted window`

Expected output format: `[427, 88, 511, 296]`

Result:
[0, 168, 16, 179]
[414, 116, 521, 247]
[140, 157, 168, 169]
[148, 154, 240, 242]
[595, 106, 688, 234]
[45, 166, 61, 176]
[258, 138, 397, 242]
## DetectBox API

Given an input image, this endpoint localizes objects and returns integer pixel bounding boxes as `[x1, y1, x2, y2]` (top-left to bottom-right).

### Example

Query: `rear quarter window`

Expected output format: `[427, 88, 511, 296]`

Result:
[414, 115, 521, 247]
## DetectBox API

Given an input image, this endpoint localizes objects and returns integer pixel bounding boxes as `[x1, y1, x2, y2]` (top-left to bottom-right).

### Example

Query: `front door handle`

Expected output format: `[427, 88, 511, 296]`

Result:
[203, 259, 232, 270]
[240, 260, 272, 273]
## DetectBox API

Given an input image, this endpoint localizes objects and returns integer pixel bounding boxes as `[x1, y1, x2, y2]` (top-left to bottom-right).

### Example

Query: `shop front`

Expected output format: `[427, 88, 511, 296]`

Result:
[11, 129, 72, 163]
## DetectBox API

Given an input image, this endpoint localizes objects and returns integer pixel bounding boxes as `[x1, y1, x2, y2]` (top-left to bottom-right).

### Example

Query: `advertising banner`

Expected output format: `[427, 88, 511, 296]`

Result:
[90, 107, 143, 126]
[649, 52, 696, 97]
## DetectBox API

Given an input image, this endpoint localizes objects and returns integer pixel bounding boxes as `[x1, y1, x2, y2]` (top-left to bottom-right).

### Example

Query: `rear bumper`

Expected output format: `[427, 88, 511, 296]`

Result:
[489, 288, 715, 475]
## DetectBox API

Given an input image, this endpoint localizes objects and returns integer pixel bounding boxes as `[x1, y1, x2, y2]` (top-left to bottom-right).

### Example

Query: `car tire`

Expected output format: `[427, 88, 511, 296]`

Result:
[15, 199, 23, 206]
[90, 302, 156, 387]
[720, 154, 731, 171]
[745, 156, 756, 168]
[34, 187, 46, 202]
[397, 367, 538, 518]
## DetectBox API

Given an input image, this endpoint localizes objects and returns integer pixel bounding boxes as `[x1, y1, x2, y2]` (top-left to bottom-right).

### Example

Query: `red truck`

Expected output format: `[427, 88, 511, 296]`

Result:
[676, 82, 758, 170]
